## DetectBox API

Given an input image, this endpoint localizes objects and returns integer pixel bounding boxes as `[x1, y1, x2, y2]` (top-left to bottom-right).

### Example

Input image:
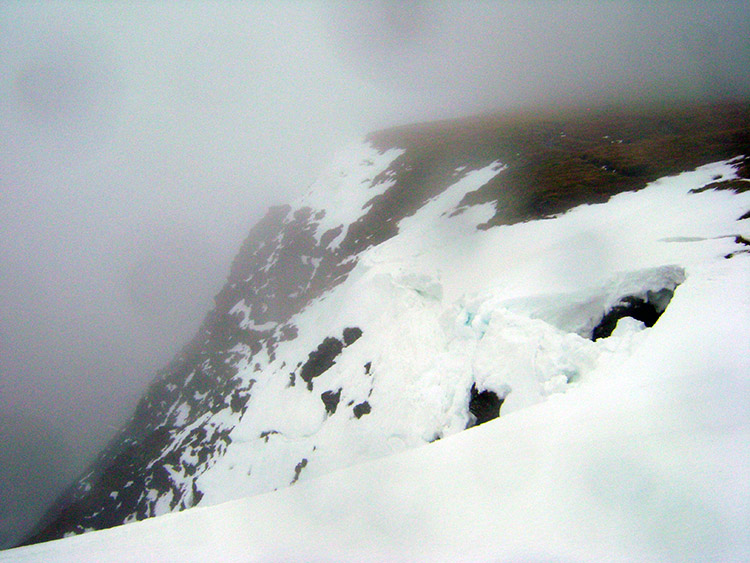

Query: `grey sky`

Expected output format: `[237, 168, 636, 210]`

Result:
[1, 0, 749, 548]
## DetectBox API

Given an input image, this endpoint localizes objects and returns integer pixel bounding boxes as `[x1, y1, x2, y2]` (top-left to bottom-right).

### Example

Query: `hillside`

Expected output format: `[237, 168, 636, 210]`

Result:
[15, 102, 750, 557]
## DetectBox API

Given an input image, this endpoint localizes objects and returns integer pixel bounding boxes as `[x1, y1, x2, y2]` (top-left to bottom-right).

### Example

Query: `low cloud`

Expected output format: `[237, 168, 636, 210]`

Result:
[1, 0, 748, 546]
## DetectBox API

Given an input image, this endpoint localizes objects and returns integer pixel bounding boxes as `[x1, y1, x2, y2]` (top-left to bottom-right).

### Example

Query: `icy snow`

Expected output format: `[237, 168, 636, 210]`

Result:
[3, 156, 748, 561]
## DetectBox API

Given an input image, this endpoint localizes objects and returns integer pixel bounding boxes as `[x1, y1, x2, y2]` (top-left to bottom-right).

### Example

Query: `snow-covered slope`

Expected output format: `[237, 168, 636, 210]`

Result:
[199, 157, 746, 506]
[4, 154, 749, 562]
[13, 103, 750, 558]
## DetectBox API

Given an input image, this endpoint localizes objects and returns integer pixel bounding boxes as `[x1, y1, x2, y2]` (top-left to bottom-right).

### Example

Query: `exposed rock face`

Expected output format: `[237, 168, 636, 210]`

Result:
[23, 102, 750, 546]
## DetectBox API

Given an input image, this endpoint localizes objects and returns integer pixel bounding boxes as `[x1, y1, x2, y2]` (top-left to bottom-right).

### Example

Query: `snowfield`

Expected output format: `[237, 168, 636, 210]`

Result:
[4, 153, 748, 561]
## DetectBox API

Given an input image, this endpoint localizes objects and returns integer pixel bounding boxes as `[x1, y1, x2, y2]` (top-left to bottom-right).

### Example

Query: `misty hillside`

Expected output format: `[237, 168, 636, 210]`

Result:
[9, 101, 748, 559]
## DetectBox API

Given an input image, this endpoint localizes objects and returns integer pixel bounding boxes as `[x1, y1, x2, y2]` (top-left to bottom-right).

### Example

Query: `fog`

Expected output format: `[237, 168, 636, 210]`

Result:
[1, 0, 748, 548]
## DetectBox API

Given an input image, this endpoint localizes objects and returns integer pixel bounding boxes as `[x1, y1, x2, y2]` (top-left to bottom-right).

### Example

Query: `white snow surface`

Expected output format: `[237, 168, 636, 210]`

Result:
[294, 141, 405, 247]
[4, 154, 749, 561]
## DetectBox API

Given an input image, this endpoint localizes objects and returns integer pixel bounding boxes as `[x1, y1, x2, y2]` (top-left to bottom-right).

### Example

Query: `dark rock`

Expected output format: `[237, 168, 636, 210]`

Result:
[299, 337, 344, 390]
[690, 178, 750, 194]
[229, 390, 248, 414]
[191, 482, 203, 506]
[321, 388, 342, 415]
[342, 327, 363, 346]
[353, 402, 371, 419]
[259, 430, 278, 443]
[291, 458, 308, 484]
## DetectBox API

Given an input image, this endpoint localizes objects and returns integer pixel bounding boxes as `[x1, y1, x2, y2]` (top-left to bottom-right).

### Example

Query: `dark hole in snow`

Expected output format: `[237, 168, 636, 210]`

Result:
[342, 326, 363, 346]
[467, 384, 503, 427]
[291, 458, 308, 484]
[320, 388, 342, 415]
[591, 288, 675, 340]
[353, 401, 371, 419]
[364, 361, 372, 375]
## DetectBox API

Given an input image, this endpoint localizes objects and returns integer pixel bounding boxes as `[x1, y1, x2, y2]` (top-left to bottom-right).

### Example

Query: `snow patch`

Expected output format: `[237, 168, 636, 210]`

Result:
[294, 141, 405, 247]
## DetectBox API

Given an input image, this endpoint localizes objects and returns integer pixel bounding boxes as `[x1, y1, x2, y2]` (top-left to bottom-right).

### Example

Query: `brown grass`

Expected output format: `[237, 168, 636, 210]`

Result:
[367, 101, 750, 228]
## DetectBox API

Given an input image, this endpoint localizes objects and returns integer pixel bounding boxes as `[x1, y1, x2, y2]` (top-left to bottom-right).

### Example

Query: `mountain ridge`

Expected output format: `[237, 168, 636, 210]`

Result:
[20, 100, 750, 547]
